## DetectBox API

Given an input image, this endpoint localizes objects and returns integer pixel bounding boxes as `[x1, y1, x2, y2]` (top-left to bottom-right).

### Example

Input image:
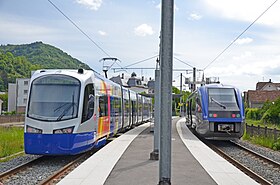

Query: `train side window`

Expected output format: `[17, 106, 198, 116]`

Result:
[82, 84, 94, 123]
[99, 95, 108, 117]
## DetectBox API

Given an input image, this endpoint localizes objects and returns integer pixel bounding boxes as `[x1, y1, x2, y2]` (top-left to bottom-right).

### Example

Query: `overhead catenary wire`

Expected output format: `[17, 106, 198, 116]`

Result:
[174, 57, 194, 68]
[47, 0, 197, 74]
[203, 0, 279, 70]
[47, 0, 111, 57]
[123, 55, 159, 68]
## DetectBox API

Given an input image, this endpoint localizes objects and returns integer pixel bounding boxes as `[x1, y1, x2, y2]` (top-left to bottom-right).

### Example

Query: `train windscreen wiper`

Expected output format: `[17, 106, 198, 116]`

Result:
[57, 94, 76, 121]
[210, 97, 226, 109]
[54, 102, 71, 112]
[57, 104, 74, 121]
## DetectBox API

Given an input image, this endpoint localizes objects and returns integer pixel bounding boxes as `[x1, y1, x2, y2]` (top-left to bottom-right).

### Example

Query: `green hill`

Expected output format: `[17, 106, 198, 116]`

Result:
[0, 41, 91, 69]
[0, 42, 92, 91]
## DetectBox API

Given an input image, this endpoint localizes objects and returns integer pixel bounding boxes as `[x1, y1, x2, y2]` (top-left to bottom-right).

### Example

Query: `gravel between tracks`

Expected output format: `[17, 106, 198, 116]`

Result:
[0, 155, 77, 185]
[218, 140, 280, 185]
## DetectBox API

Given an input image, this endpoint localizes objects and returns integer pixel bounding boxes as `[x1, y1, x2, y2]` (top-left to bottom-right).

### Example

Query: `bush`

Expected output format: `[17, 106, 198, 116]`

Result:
[3, 111, 16, 115]
[261, 98, 280, 124]
[246, 108, 261, 120]
[272, 138, 280, 151]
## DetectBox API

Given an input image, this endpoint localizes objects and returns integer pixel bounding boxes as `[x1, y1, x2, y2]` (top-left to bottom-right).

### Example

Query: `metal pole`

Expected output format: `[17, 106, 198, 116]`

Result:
[150, 67, 160, 160]
[159, 0, 173, 184]
[179, 73, 183, 117]
[193, 67, 196, 92]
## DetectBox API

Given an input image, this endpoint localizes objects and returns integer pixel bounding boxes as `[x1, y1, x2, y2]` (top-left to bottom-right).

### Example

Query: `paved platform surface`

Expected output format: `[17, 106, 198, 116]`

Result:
[59, 118, 258, 185]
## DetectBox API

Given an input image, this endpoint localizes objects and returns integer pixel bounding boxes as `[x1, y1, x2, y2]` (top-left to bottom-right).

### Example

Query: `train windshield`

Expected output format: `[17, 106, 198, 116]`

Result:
[27, 75, 80, 121]
[208, 88, 239, 111]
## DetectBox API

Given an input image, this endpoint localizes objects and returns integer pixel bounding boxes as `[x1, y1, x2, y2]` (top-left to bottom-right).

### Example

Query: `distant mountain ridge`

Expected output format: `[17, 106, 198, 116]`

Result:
[0, 42, 91, 91]
[0, 41, 91, 70]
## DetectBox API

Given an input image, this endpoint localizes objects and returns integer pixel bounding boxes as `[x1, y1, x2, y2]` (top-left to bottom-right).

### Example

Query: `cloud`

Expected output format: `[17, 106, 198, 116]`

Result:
[204, 0, 280, 26]
[233, 51, 252, 60]
[0, 19, 55, 41]
[98, 30, 107, 36]
[76, 0, 102, 11]
[134, 24, 154, 37]
[188, 13, 202, 21]
[235, 37, 253, 45]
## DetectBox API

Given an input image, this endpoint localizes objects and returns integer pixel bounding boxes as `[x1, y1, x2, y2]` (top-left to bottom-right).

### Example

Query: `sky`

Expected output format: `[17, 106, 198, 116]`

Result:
[1, 0, 280, 92]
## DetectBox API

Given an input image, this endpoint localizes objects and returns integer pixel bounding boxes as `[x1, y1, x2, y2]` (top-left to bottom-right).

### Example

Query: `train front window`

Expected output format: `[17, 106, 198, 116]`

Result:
[208, 88, 239, 110]
[28, 75, 80, 121]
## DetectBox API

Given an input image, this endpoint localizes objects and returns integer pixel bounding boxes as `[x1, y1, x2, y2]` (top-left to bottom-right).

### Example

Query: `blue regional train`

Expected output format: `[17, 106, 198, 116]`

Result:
[24, 69, 152, 155]
[186, 84, 245, 140]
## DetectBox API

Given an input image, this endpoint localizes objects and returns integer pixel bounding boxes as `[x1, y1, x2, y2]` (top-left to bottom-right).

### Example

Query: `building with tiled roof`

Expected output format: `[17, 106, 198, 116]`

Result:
[256, 79, 280, 91]
[245, 90, 280, 108]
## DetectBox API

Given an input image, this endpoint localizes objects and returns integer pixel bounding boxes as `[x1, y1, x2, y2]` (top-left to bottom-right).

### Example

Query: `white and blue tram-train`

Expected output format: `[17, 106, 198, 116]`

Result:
[24, 69, 152, 155]
[186, 84, 245, 140]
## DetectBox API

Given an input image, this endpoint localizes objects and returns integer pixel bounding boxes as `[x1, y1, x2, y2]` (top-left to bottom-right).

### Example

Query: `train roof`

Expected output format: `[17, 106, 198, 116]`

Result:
[31, 69, 94, 81]
[30, 69, 150, 98]
[202, 84, 237, 89]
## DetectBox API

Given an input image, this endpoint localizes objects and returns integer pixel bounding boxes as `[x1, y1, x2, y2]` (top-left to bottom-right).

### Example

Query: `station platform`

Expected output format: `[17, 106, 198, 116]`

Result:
[58, 118, 258, 185]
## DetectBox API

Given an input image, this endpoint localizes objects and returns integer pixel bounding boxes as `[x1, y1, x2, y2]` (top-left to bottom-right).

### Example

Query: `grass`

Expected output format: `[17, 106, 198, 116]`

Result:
[0, 127, 24, 159]
[245, 119, 280, 130]
[242, 130, 280, 151]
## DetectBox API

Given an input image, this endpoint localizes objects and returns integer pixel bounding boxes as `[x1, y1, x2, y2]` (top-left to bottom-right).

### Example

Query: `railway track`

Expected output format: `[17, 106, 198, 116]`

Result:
[0, 134, 120, 185]
[0, 156, 44, 184]
[0, 153, 92, 185]
[206, 140, 280, 185]
[39, 151, 95, 185]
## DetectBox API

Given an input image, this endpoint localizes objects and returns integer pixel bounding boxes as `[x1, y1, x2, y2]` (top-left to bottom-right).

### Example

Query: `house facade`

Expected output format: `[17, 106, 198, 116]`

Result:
[8, 78, 30, 113]
[245, 79, 280, 108]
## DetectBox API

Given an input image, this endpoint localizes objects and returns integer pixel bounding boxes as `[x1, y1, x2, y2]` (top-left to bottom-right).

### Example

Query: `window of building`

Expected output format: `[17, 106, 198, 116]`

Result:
[24, 90, 28, 94]
[24, 81, 28, 85]
[23, 98, 27, 104]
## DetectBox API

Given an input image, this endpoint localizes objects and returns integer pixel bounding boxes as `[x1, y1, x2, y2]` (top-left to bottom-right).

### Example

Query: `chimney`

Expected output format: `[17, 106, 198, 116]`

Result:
[121, 73, 124, 79]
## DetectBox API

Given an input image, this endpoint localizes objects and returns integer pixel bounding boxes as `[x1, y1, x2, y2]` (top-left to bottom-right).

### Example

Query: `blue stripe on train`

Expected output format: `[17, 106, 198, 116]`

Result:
[24, 131, 96, 155]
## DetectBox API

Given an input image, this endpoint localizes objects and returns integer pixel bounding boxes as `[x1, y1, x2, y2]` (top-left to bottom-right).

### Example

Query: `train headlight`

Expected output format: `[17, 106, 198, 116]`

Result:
[209, 113, 218, 118]
[53, 126, 74, 134]
[26, 125, 42, 134]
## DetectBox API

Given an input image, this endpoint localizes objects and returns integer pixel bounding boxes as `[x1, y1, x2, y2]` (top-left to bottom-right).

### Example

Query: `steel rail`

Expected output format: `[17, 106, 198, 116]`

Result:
[230, 141, 280, 168]
[0, 156, 43, 181]
[39, 153, 90, 185]
[204, 140, 272, 185]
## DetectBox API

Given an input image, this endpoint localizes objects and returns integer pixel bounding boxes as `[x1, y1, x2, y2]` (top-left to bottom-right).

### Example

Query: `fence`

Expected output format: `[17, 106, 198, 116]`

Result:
[246, 123, 280, 141]
[0, 115, 25, 123]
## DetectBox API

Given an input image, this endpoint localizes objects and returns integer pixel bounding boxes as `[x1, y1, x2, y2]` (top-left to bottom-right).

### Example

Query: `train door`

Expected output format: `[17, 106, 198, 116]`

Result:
[95, 78, 110, 139]
[81, 83, 97, 143]
[121, 88, 130, 129]
[138, 95, 143, 123]
[128, 90, 132, 128]
[130, 91, 137, 126]
[195, 92, 203, 125]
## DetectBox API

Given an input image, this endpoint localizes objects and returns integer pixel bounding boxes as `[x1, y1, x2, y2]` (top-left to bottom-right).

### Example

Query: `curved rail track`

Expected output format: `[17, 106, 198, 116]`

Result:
[0, 134, 119, 185]
[205, 140, 280, 185]
[39, 151, 96, 185]
[0, 156, 44, 183]
[0, 152, 97, 185]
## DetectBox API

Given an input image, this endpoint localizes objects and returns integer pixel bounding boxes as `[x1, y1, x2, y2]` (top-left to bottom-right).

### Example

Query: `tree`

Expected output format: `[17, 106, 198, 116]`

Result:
[0, 93, 8, 111]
